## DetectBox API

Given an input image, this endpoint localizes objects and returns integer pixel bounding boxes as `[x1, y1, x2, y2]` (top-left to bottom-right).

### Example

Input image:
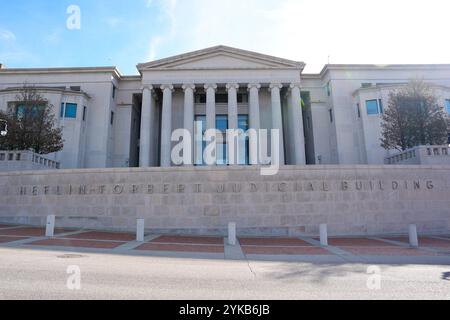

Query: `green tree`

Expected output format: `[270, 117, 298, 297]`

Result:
[0, 86, 64, 154]
[380, 80, 448, 151]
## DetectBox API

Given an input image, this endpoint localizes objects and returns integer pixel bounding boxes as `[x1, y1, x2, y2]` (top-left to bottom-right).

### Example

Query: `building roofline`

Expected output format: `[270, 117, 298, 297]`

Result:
[137, 45, 305, 71]
[317, 64, 450, 78]
[0, 66, 123, 79]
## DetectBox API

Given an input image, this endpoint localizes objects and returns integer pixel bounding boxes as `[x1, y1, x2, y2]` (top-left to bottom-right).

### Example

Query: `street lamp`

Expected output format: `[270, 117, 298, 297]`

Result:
[0, 119, 7, 137]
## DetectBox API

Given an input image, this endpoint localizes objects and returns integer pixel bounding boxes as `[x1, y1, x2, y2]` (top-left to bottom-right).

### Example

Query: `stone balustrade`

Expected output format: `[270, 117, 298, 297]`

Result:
[385, 145, 450, 165]
[0, 150, 60, 172]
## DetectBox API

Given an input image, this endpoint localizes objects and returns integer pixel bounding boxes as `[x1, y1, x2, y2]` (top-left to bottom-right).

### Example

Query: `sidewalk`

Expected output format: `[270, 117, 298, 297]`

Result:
[1, 224, 450, 264]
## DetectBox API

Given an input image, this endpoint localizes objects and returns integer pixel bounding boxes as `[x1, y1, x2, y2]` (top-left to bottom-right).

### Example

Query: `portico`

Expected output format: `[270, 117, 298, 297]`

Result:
[137, 46, 307, 168]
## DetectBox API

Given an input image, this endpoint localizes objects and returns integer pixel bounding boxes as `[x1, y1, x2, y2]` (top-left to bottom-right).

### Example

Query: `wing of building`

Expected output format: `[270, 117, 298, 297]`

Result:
[1, 45, 450, 169]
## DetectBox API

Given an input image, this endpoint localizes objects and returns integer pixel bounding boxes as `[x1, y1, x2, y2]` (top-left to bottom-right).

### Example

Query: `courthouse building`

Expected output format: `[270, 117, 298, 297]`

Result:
[1, 45, 450, 170]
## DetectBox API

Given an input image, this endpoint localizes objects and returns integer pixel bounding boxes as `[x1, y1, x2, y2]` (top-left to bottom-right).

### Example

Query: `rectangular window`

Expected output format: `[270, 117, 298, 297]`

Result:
[60, 103, 77, 118]
[445, 99, 450, 114]
[16, 104, 43, 119]
[215, 94, 228, 104]
[110, 111, 114, 125]
[237, 93, 248, 104]
[82, 106, 87, 121]
[65, 103, 77, 118]
[112, 85, 116, 99]
[238, 115, 249, 165]
[357, 103, 361, 118]
[329, 109, 333, 123]
[16, 104, 26, 118]
[194, 115, 206, 166]
[326, 82, 331, 97]
[366, 100, 379, 115]
[216, 115, 228, 166]
[195, 94, 206, 104]
[378, 99, 384, 114]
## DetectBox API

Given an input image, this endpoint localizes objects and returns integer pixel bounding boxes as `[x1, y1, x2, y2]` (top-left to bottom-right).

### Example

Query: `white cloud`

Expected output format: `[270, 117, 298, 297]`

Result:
[0, 29, 16, 41]
[145, 0, 450, 72]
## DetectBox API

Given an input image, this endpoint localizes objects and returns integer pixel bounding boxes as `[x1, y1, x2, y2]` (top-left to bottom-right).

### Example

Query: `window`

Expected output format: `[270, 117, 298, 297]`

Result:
[366, 99, 380, 115]
[60, 103, 77, 119]
[194, 115, 206, 165]
[215, 93, 228, 104]
[195, 94, 206, 104]
[357, 103, 361, 118]
[65, 103, 77, 118]
[16, 104, 26, 118]
[378, 99, 384, 114]
[110, 111, 114, 125]
[237, 93, 248, 104]
[329, 109, 333, 123]
[82, 106, 87, 121]
[238, 115, 249, 165]
[445, 99, 450, 114]
[112, 84, 117, 99]
[326, 82, 331, 97]
[215, 115, 228, 165]
[15, 104, 44, 119]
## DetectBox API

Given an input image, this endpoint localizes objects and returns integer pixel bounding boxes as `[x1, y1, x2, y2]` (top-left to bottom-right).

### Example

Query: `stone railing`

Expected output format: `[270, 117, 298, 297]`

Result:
[385, 145, 450, 165]
[0, 150, 60, 172]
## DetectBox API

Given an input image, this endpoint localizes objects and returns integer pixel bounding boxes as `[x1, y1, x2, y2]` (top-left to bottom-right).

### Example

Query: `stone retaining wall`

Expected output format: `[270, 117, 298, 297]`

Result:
[0, 165, 449, 236]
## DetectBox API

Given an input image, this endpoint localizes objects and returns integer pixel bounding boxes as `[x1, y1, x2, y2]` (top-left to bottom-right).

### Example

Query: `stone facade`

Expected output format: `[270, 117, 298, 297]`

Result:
[1, 46, 450, 170]
[1, 165, 449, 236]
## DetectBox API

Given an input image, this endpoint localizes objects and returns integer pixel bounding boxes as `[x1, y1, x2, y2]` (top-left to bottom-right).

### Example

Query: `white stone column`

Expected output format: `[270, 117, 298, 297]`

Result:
[248, 84, 261, 165]
[182, 84, 195, 166]
[160, 84, 174, 167]
[289, 83, 306, 165]
[226, 83, 239, 165]
[270, 83, 285, 165]
[226, 83, 239, 130]
[204, 84, 217, 131]
[139, 86, 154, 167]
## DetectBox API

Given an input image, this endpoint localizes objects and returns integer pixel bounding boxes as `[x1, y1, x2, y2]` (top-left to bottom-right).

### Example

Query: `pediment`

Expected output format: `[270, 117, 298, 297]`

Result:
[137, 46, 304, 71]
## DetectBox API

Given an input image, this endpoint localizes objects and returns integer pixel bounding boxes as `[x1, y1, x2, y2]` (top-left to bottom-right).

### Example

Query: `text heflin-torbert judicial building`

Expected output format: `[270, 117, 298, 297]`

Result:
[1, 45, 450, 169]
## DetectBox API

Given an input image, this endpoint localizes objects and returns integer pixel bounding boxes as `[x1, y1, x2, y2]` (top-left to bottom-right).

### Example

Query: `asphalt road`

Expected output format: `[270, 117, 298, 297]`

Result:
[0, 247, 449, 300]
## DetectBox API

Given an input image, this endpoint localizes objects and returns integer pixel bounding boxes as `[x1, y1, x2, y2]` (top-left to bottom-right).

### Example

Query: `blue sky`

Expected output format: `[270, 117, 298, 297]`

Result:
[1, 0, 449, 75]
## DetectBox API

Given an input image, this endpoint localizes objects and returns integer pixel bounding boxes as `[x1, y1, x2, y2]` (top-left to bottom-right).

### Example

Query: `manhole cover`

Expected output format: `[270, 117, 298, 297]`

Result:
[56, 254, 86, 259]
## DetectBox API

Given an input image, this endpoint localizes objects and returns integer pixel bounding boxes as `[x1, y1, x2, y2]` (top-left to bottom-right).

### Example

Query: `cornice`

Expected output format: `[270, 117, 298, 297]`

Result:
[0, 86, 91, 99]
[137, 45, 305, 71]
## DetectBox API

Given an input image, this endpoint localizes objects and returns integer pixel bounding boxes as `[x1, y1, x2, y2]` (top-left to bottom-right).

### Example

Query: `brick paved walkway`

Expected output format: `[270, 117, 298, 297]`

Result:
[0, 225, 449, 260]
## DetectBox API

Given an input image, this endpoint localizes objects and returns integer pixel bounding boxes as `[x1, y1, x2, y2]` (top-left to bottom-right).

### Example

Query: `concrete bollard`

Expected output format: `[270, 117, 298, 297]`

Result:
[228, 222, 237, 246]
[136, 219, 145, 242]
[45, 215, 55, 237]
[320, 224, 328, 246]
[409, 224, 419, 248]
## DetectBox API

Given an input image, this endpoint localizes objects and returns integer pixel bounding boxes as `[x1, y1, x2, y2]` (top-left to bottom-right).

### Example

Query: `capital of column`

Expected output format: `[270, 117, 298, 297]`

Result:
[247, 83, 261, 91]
[182, 84, 196, 92]
[160, 84, 174, 92]
[289, 83, 302, 91]
[141, 85, 154, 92]
[226, 83, 239, 91]
[204, 83, 218, 91]
[269, 83, 283, 91]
